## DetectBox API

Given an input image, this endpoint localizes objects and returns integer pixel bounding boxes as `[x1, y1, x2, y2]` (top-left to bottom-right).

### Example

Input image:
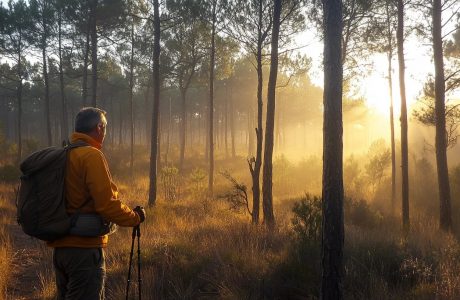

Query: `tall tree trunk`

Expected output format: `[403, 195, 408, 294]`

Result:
[388, 57, 396, 212]
[42, 34, 52, 146]
[205, 106, 209, 159]
[82, 32, 90, 106]
[158, 114, 162, 165]
[90, 0, 98, 107]
[248, 107, 254, 156]
[208, 1, 216, 195]
[144, 77, 152, 146]
[203, 106, 209, 161]
[17, 40, 23, 163]
[190, 113, 195, 151]
[165, 96, 172, 164]
[190, 112, 194, 150]
[321, 0, 344, 299]
[225, 84, 229, 159]
[385, 1, 396, 213]
[119, 104, 123, 145]
[262, 0, 281, 228]
[275, 103, 280, 154]
[58, 7, 68, 143]
[397, 0, 409, 231]
[82, 4, 91, 106]
[129, 20, 135, 173]
[248, 0, 265, 225]
[230, 84, 236, 158]
[433, 0, 452, 231]
[110, 94, 114, 146]
[148, 0, 161, 206]
[179, 88, 187, 172]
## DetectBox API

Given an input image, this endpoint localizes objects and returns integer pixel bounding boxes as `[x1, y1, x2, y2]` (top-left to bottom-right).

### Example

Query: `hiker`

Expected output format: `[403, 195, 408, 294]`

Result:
[47, 107, 146, 300]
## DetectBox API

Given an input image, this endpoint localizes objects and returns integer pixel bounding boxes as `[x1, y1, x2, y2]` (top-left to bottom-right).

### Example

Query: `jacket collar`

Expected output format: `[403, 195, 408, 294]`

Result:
[71, 132, 102, 150]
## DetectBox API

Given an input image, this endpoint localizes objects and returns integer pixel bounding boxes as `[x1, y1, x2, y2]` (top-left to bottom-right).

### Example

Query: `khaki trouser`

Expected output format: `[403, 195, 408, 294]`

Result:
[53, 247, 106, 300]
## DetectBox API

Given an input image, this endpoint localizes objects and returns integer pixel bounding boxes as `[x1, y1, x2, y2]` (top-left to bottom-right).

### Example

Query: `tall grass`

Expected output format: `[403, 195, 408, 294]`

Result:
[0, 183, 13, 298]
[0, 222, 11, 298]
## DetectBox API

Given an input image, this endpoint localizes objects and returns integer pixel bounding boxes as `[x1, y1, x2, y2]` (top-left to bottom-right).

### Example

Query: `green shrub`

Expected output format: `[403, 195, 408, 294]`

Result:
[345, 198, 383, 228]
[291, 194, 322, 242]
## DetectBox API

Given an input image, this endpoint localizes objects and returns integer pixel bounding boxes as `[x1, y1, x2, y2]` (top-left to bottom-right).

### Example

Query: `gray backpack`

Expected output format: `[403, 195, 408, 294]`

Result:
[17, 143, 87, 241]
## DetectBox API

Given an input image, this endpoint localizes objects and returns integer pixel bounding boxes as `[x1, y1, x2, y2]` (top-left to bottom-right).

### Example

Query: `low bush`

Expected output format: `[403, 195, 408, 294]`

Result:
[345, 198, 383, 228]
[291, 194, 322, 242]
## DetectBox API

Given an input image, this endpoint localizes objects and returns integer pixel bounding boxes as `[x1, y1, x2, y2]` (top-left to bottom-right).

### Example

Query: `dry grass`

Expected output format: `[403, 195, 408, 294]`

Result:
[0, 226, 11, 298]
[0, 183, 15, 299]
[35, 244, 56, 300]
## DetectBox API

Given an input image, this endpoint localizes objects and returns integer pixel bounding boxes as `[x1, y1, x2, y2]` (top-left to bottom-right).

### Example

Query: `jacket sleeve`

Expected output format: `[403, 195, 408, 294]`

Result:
[84, 150, 140, 227]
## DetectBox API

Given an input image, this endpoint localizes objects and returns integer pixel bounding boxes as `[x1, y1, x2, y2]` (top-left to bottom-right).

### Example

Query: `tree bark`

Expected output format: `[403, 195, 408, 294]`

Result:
[230, 84, 236, 158]
[432, 0, 452, 231]
[148, 0, 161, 206]
[248, 106, 255, 156]
[129, 19, 135, 173]
[224, 84, 228, 158]
[42, 29, 52, 147]
[179, 88, 187, 171]
[208, 0, 216, 195]
[58, 7, 69, 143]
[205, 106, 209, 158]
[397, 0, 409, 231]
[82, 1, 91, 106]
[262, 0, 281, 229]
[90, 0, 98, 107]
[110, 94, 114, 146]
[119, 103, 123, 145]
[144, 77, 152, 146]
[248, 0, 266, 225]
[385, 1, 396, 213]
[321, 0, 344, 299]
[165, 96, 172, 164]
[17, 36, 23, 163]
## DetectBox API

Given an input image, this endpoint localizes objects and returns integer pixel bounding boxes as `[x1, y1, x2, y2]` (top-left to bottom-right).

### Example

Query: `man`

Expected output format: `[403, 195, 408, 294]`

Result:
[48, 107, 146, 299]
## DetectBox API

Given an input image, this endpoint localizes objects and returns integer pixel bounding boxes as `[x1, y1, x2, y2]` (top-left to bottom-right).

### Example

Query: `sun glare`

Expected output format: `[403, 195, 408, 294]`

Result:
[362, 74, 393, 116]
[362, 45, 433, 118]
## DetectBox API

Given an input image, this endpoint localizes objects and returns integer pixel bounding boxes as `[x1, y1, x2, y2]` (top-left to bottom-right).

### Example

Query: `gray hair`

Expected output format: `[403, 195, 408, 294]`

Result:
[74, 107, 107, 133]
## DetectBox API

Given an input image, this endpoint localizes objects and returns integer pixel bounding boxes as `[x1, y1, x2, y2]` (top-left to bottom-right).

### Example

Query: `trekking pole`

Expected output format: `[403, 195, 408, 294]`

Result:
[136, 225, 142, 300]
[126, 225, 137, 300]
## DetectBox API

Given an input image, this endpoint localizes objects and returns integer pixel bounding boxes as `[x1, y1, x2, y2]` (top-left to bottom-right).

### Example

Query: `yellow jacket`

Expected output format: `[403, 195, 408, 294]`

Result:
[48, 132, 140, 248]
